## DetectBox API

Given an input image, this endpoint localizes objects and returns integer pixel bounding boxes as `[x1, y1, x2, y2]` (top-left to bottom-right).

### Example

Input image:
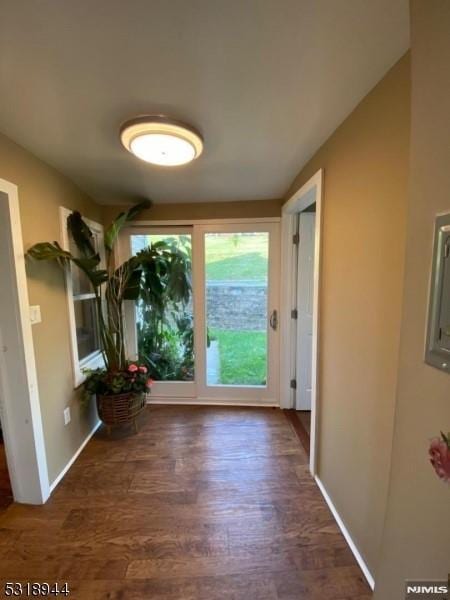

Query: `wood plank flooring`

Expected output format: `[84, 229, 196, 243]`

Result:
[0, 406, 371, 599]
[0, 438, 13, 513]
[284, 410, 311, 457]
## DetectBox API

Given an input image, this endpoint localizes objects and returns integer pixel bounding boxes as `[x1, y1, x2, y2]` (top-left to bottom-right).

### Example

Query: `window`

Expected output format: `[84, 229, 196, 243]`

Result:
[60, 207, 105, 386]
[425, 213, 450, 373]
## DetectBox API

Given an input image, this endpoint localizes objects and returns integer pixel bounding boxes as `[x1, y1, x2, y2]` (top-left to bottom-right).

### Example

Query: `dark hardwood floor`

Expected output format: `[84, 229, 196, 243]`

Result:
[0, 437, 13, 513]
[297, 411, 311, 436]
[284, 410, 311, 457]
[0, 406, 371, 599]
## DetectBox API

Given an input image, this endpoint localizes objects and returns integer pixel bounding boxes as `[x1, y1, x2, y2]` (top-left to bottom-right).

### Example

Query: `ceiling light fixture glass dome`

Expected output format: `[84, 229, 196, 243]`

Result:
[120, 116, 203, 166]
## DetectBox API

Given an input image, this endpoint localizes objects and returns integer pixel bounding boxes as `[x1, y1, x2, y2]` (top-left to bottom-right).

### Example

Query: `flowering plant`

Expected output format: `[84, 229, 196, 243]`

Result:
[82, 363, 154, 403]
[429, 432, 450, 484]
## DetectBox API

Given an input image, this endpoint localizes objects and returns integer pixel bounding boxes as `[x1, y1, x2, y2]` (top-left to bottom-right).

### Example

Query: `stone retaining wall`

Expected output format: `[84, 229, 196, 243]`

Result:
[206, 281, 267, 331]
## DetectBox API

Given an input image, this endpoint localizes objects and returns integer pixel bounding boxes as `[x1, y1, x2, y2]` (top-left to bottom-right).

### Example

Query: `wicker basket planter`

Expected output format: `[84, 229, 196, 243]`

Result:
[96, 391, 146, 434]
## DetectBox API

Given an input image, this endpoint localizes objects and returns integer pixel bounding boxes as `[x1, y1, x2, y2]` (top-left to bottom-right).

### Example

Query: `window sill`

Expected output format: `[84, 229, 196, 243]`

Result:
[74, 351, 105, 388]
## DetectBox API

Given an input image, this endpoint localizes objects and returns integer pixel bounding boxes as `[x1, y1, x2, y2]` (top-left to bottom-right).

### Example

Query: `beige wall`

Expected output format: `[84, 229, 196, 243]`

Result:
[285, 54, 411, 577]
[0, 133, 101, 483]
[0, 133, 279, 485]
[101, 198, 281, 224]
[374, 3, 450, 597]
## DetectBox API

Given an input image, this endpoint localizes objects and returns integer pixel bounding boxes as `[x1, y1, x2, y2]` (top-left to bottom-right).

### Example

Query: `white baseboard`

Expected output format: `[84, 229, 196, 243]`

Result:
[315, 476, 375, 591]
[49, 419, 101, 493]
[147, 397, 279, 407]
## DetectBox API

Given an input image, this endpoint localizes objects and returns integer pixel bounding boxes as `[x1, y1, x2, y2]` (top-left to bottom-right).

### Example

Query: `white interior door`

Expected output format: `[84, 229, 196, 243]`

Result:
[295, 213, 316, 410]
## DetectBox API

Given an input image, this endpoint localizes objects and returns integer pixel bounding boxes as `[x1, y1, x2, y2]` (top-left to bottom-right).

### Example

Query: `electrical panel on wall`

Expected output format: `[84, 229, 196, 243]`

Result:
[425, 213, 450, 373]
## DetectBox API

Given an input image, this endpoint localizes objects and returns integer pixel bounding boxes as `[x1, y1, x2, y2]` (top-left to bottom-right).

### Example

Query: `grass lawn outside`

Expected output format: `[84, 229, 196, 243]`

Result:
[205, 233, 268, 281]
[211, 328, 267, 385]
[135, 232, 269, 281]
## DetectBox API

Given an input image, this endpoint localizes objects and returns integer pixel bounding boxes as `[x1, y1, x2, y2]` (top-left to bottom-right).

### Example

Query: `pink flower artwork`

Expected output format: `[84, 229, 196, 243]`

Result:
[429, 432, 450, 484]
[128, 364, 138, 373]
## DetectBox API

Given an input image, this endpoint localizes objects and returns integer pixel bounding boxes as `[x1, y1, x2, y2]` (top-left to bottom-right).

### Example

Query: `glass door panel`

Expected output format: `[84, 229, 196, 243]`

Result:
[129, 232, 193, 382]
[205, 232, 269, 387]
[119, 222, 279, 404]
[119, 226, 196, 399]
[195, 222, 280, 404]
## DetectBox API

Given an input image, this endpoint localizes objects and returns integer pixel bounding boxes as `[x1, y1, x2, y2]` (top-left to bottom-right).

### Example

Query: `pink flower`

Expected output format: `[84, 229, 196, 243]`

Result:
[128, 364, 138, 373]
[138, 366, 147, 373]
[146, 378, 154, 389]
[429, 436, 450, 483]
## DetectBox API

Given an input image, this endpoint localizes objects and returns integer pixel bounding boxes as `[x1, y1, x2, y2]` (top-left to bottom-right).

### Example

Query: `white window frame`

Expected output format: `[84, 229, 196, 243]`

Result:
[59, 207, 105, 387]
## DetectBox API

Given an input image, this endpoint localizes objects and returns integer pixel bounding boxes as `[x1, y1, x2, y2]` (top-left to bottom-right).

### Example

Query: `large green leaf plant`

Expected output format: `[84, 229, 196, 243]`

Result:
[27, 201, 192, 377]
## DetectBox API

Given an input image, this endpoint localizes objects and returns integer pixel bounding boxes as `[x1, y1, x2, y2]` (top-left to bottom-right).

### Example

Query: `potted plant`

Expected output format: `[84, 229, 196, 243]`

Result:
[83, 362, 153, 434]
[27, 200, 191, 433]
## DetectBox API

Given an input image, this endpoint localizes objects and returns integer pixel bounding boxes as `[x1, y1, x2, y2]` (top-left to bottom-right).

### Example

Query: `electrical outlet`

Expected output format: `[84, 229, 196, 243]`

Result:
[63, 407, 71, 426]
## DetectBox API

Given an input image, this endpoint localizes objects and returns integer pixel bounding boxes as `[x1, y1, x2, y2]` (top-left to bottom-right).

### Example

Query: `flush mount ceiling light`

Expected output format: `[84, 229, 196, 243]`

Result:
[120, 116, 203, 166]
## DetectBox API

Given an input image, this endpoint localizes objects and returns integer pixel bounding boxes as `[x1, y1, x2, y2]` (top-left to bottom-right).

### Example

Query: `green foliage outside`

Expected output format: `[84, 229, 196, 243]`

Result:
[134, 235, 194, 381]
[136, 232, 269, 384]
[137, 311, 194, 381]
[210, 328, 267, 386]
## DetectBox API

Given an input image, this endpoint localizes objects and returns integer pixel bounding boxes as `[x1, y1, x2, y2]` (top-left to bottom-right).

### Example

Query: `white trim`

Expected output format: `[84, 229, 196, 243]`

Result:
[280, 169, 323, 477]
[315, 476, 375, 591]
[145, 381, 197, 399]
[73, 293, 99, 302]
[59, 207, 105, 388]
[49, 420, 101, 493]
[147, 398, 278, 407]
[126, 217, 280, 227]
[0, 179, 50, 504]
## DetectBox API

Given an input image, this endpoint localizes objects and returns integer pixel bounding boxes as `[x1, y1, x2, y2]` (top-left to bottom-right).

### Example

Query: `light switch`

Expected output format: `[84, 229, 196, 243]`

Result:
[29, 305, 42, 325]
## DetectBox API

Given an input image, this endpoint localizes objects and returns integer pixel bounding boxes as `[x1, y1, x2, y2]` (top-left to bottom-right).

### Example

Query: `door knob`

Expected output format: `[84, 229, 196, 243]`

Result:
[270, 309, 278, 331]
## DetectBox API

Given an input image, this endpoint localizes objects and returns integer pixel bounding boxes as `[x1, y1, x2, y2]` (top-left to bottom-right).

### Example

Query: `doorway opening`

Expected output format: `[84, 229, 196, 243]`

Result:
[280, 170, 323, 474]
[292, 204, 316, 453]
[0, 179, 49, 505]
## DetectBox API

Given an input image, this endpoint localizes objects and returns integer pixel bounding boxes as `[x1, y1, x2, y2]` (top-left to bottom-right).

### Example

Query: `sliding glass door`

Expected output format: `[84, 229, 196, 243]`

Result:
[194, 223, 279, 403]
[119, 222, 280, 404]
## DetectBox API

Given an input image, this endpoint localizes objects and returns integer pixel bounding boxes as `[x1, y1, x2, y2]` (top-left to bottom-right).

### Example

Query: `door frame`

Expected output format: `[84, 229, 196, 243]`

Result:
[119, 217, 281, 406]
[280, 169, 323, 475]
[0, 178, 50, 504]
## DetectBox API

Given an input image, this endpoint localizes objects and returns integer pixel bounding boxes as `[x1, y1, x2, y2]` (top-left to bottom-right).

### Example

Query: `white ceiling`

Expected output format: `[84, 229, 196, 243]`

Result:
[0, 0, 409, 205]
